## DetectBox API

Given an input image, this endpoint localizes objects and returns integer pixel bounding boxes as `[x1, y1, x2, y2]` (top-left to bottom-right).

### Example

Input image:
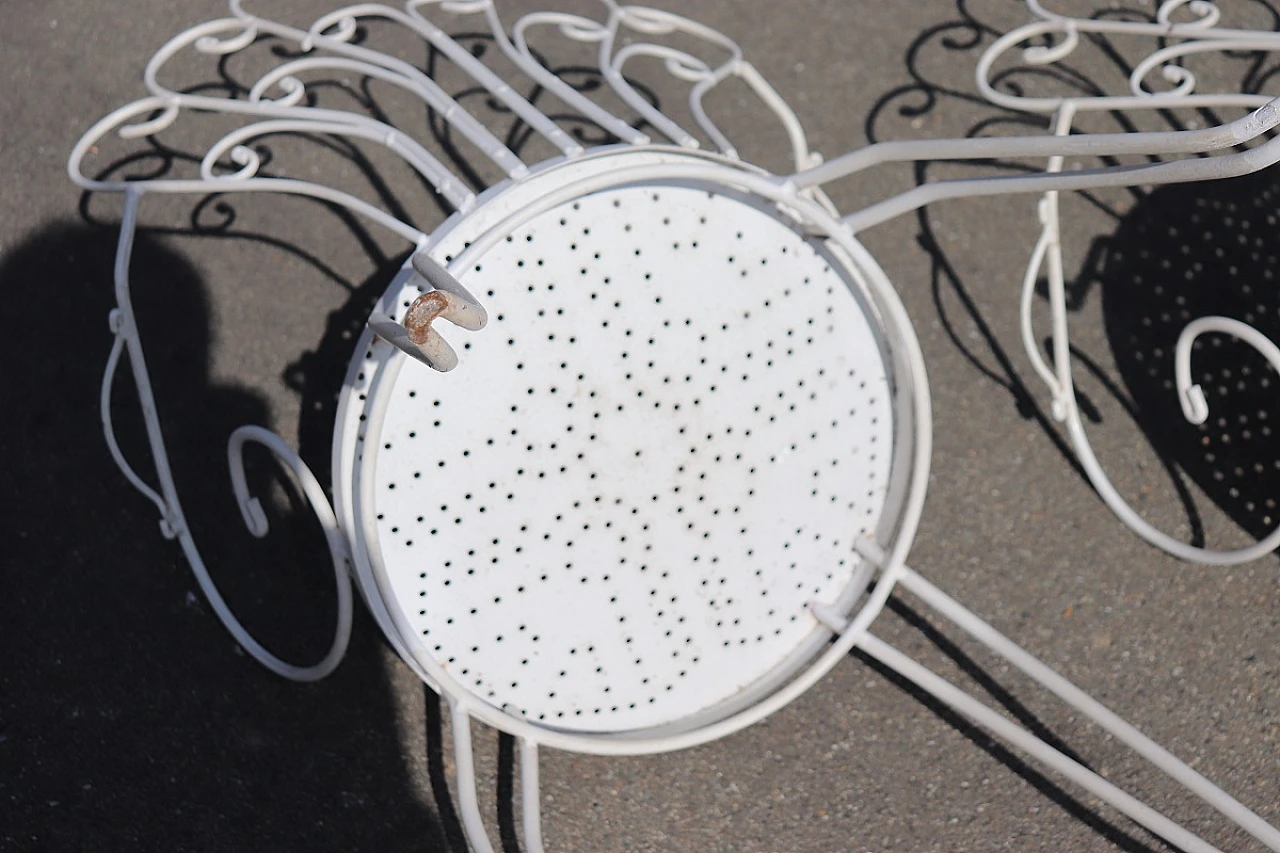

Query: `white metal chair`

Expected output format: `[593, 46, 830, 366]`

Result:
[981, 0, 1280, 565]
[70, 2, 1280, 850]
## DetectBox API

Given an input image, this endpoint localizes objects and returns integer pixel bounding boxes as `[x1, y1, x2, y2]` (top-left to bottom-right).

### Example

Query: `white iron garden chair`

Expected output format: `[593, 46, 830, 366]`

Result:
[71, 1, 1280, 850]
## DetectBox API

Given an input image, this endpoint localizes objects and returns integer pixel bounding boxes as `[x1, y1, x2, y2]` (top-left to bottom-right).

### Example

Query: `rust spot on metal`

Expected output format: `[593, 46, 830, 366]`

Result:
[404, 290, 451, 345]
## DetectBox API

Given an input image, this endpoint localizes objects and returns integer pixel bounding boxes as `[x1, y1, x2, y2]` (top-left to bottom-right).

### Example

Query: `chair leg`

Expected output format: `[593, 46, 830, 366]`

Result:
[824, 552, 1280, 853]
[448, 697, 499, 853]
[520, 737, 546, 853]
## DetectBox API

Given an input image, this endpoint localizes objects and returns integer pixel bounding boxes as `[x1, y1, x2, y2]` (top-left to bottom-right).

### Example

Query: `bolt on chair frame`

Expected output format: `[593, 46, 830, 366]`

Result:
[71, 1, 1280, 850]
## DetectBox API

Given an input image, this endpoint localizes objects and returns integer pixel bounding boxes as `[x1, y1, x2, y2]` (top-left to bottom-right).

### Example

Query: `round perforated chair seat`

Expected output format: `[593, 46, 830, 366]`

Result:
[334, 150, 904, 740]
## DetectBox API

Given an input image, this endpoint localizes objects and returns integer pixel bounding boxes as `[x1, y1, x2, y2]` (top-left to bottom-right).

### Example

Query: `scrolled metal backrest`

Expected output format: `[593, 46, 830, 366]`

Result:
[982, 0, 1280, 112]
[69, 0, 820, 231]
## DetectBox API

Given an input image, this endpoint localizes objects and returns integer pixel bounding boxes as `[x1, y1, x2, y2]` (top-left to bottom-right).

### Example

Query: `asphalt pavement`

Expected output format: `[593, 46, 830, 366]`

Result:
[2, 1, 1277, 851]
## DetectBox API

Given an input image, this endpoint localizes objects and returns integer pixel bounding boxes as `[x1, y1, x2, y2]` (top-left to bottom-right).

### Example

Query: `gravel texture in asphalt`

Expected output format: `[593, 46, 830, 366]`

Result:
[2, 1, 1278, 851]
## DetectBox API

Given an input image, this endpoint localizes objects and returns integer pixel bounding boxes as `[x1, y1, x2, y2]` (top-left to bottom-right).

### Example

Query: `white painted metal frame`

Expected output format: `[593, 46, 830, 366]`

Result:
[974, 0, 1280, 564]
[69, 1, 1280, 851]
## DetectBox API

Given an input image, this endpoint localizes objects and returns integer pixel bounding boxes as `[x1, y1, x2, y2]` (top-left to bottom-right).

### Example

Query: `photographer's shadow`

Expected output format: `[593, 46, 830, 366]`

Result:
[0, 222, 461, 852]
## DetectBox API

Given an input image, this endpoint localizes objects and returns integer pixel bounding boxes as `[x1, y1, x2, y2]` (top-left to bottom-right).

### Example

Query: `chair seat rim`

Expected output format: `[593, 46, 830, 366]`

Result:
[332, 146, 932, 754]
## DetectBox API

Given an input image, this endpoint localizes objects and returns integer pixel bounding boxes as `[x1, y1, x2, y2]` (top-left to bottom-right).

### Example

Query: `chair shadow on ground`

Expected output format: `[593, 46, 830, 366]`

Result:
[1093, 173, 1280, 546]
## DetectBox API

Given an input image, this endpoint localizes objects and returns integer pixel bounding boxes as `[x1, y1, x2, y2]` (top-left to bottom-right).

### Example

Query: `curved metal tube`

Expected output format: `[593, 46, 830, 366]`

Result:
[102, 193, 354, 682]
[839, 121, 1280, 234]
